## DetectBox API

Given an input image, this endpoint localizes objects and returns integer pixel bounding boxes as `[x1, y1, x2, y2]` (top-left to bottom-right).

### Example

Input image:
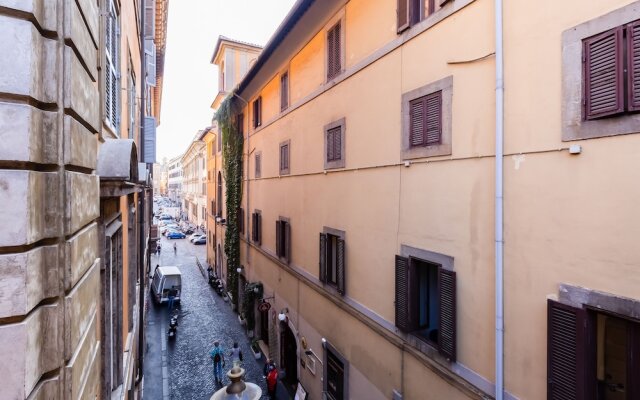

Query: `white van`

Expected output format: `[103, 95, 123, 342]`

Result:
[151, 266, 182, 304]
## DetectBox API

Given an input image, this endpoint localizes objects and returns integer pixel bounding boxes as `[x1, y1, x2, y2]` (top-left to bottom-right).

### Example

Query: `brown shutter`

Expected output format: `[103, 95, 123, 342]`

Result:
[327, 27, 335, 80]
[251, 213, 257, 242]
[326, 129, 334, 161]
[319, 233, 327, 283]
[425, 91, 442, 145]
[547, 299, 586, 399]
[257, 213, 262, 245]
[409, 98, 424, 147]
[438, 268, 456, 361]
[395, 255, 410, 332]
[627, 21, 640, 111]
[584, 27, 624, 119]
[284, 221, 291, 263]
[336, 238, 345, 295]
[337, 24, 341, 76]
[397, 0, 410, 33]
[275, 220, 282, 257]
[335, 126, 342, 160]
[281, 72, 289, 111]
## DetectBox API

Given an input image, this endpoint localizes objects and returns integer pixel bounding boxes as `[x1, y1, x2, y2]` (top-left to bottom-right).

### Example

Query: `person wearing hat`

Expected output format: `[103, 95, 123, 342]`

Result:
[209, 341, 226, 383]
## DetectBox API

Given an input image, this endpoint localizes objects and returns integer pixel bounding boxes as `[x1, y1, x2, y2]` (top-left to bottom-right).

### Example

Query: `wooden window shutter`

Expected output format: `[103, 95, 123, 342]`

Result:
[251, 213, 257, 242]
[275, 220, 282, 257]
[583, 27, 624, 119]
[257, 213, 262, 245]
[281, 72, 289, 111]
[425, 91, 442, 145]
[547, 299, 586, 399]
[336, 238, 345, 295]
[327, 22, 341, 80]
[319, 233, 327, 283]
[627, 21, 640, 111]
[438, 268, 456, 361]
[397, 0, 410, 33]
[255, 153, 261, 178]
[395, 255, 410, 332]
[409, 98, 425, 147]
[284, 221, 291, 263]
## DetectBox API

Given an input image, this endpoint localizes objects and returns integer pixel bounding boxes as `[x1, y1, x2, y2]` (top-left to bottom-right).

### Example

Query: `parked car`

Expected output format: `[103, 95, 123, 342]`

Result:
[188, 233, 202, 241]
[150, 266, 181, 304]
[182, 227, 194, 235]
[190, 234, 205, 243]
[193, 236, 206, 245]
[167, 231, 186, 239]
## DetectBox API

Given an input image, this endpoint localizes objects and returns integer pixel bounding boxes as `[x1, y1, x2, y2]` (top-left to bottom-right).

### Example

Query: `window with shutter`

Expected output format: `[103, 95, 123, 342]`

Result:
[105, 0, 120, 133]
[237, 208, 244, 234]
[327, 21, 342, 80]
[320, 229, 346, 295]
[438, 268, 456, 361]
[397, 0, 410, 33]
[627, 20, 640, 111]
[324, 118, 346, 169]
[284, 221, 291, 263]
[395, 255, 410, 332]
[253, 97, 262, 128]
[280, 71, 289, 111]
[256, 213, 262, 245]
[547, 299, 586, 399]
[279, 141, 290, 175]
[583, 27, 624, 119]
[275, 220, 282, 257]
[237, 113, 244, 136]
[409, 91, 442, 147]
[255, 152, 261, 178]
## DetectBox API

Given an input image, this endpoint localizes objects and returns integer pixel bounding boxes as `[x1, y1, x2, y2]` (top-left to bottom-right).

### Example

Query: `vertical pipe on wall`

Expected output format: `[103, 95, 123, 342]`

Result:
[137, 0, 147, 382]
[495, 0, 504, 398]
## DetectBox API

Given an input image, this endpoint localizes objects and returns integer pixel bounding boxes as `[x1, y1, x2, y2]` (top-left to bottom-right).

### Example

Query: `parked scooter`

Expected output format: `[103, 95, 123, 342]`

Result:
[168, 314, 178, 339]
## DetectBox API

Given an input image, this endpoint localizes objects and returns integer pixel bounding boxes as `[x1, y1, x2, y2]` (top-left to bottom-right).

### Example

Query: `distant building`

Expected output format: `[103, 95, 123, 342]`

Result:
[181, 132, 207, 228]
[167, 155, 184, 204]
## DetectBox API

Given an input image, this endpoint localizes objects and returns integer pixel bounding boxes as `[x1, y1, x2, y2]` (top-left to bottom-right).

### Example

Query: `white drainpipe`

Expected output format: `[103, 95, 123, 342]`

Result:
[495, 0, 504, 398]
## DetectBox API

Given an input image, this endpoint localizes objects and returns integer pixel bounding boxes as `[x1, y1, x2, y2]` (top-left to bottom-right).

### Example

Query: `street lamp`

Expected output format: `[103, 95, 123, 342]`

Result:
[278, 308, 289, 322]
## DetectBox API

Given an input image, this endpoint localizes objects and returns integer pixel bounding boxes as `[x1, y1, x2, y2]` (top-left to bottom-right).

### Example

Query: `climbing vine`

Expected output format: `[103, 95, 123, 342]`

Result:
[216, 95, 243, 306]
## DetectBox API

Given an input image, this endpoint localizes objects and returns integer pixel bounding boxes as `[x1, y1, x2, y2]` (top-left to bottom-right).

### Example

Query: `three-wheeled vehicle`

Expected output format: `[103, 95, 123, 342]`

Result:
[151, 266, 182, 305]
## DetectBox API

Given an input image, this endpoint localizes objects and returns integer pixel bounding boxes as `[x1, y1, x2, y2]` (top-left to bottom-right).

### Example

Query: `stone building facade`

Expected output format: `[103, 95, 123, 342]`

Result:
[181, 134, 207, 228]
[214, 1, 640, 399]
[0, 0, 167, 399]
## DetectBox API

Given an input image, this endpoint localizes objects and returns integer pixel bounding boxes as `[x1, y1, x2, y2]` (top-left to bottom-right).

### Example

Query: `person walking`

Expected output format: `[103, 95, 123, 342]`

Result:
[209, 341, 226, 384]
[157, 243, 161, 255]
[173, 242, 177, 254]
[266, 363, 278, 400]
[228, 342, 243, 366]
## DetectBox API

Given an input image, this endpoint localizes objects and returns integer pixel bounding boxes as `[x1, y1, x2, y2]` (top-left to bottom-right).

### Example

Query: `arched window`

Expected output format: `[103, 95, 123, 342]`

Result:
[217, 172, 223, 216]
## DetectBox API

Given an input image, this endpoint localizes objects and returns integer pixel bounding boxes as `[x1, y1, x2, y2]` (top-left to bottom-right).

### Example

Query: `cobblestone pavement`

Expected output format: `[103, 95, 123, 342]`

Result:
[144, 233, 270, 400]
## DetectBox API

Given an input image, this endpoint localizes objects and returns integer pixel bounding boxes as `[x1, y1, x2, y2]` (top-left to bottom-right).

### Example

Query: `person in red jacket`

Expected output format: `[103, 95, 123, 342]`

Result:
[266, 363, 278, 399]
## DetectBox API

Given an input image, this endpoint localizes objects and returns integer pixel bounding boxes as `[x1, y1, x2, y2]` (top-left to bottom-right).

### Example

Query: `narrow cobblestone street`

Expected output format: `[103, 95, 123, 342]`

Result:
[143, 234, 270, 400]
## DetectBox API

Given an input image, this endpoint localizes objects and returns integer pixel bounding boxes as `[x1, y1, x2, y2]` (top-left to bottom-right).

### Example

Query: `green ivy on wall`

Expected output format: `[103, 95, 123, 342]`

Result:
[216, 95, 243, 306]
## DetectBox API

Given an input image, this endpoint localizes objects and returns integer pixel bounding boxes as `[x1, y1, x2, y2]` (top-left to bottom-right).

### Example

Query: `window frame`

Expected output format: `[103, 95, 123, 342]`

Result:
[275, 216, 291, 263]
[253, 96, 262, 128]
[401, 76, 453, 160]
[251, 209, 262, 245]
[324, 118, 346, 170]
[319, 227, 346, 295]
[325, 12, 346, 82]
[254, 151, 262, 179]
[280, 70, 290, 112]
[105, 0, 120, 135]
[323, 341, 349, 400]
[279, 139, 290, 175]
[561, 4, 640, 141]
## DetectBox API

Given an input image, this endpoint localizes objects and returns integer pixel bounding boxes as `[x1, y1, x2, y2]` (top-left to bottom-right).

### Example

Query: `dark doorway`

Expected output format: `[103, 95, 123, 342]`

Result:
[260, 309, 269, 345]
[280, 322, 298, 387]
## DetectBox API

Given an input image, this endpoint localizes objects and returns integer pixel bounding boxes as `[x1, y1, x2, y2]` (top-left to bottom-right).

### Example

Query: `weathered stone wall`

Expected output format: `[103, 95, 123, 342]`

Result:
[0, 0, 101, 398]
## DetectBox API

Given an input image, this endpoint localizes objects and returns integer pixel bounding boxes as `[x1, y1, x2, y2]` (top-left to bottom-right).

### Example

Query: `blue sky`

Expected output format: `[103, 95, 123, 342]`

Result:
[156, 0, 296, 162]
